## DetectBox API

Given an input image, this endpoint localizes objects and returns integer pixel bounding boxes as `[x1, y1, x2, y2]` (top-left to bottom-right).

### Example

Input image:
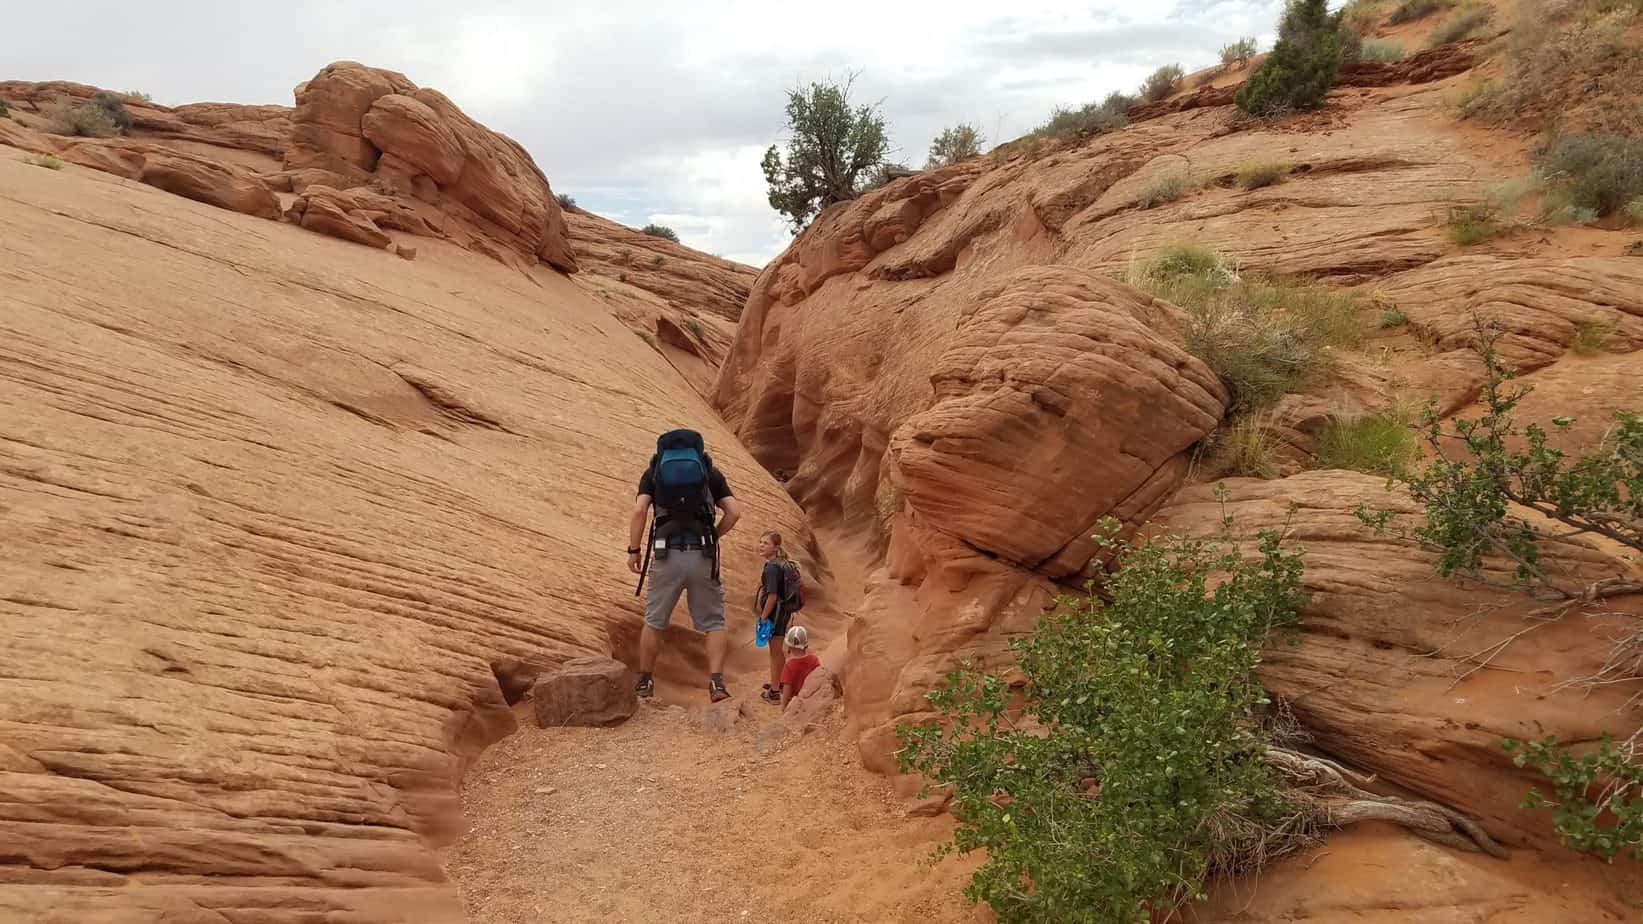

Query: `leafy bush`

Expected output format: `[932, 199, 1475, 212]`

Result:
[1357, 322, 1642, 591]
[1141, 63, 1185, 101]
[1446, 202, 1503, 244]
[1428, 5, 1493, 46]
[641, 223, 679, 242]
[761, 76, 890, 230]
[1388, 0, 1450, 24]
[1533, 133, 1643, 218]
[1222, 36, 1260, 68]
[1504, 736, 1642, 860]
[1032, 92, 1133, 141]
[1315, 410, 1418, 476]
[1136, 172, 1191, 209]
[898, 518, 1307, 923]
[24, 153, 64, 170]
[1132, 245, 1360, 414]
[927, 123, 984, 168]
[1361, 38, 1407, 61]
[1237, 160, 1292, 189]
[1237, 0, 1346, 117]
[556, 193, 576, 210]
[1379, 307, 1408, 328]
[1570, 320, 1614, 355]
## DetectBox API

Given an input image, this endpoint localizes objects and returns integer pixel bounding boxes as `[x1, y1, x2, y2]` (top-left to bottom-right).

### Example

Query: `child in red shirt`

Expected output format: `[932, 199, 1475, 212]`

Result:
[779, 625, 820, 709]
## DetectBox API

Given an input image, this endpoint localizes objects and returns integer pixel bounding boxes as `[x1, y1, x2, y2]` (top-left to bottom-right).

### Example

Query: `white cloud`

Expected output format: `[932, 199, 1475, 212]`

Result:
[9, 0, 1287, 266]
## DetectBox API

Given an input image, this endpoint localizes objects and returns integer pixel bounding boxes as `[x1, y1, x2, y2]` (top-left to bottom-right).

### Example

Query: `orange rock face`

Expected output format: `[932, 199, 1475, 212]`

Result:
[281, 62, 577, 272]
[0, 144, 805, 921]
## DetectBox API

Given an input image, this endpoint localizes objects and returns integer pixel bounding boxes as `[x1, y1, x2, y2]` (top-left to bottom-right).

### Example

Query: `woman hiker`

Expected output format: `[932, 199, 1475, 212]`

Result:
[755, 530, 793, 704]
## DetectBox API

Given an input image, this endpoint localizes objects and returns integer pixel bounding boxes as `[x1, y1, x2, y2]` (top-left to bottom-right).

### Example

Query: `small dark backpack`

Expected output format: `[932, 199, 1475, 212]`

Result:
[779, 558, 806, 612]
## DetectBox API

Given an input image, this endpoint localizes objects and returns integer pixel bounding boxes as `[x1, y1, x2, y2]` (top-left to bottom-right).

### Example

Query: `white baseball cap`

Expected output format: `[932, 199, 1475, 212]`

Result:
[784, 625, 809, 650]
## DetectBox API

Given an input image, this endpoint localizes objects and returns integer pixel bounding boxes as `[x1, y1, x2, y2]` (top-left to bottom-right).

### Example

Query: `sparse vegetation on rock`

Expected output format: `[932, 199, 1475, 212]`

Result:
[1132, 245, 1360, 415]
[926, 123, 984, 168]
[1236, 160, 1292, 189]
[1202, 414, 1283, 478]
[1388, 0, 1451, 25]
[24, 153, 65, 170]
[1236, 0, 1347, 117]
[1459, 0, 1641, 132]
[1533, 133, 1643, 219]
[127, 90, 152, 102]
[1141, 63, 1185, 102]
[641, 223, 679, 242]
[556, 192, 576, 210]
[1221, 37, 1260, 68]
[1361, 38, 1407, 61]
[1341, 0, 1387, 34]
[1031, 92, 1133, 141]
[761, 76, 890, 231]
[0, 99, 9, 119]
[1570, 320, 1615, 355]
[1315, 409, 1418, 476]
[1136, 171, 1191, 209]
[47, 92, 133, 138]
[1446, 201, 1504, 244]
[1428, 5, 1493, 46]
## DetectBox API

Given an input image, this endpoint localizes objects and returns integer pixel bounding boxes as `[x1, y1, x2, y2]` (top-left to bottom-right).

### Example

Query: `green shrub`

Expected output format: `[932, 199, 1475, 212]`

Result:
[898, 519, 1308, 924]
[1626, 196, 1643, 224]
[1428, 5, 1494, 46]
[24, 153, 64, 170]
[1133, 245, 1359, 414]
[762, 77, 891, 230]
[1141, 63, 1186, 101]
[1237, 160, 1292, 189]
[1237, 0, 1346, 117]
[91, 91, 132, 132]
[1136, 172, 1191, 209]
[1361, 38, 1407, 61]
[1379, 307, 1408, 328]
[1533, 133, 1643, 218]
[1388, 0, 1450, 24]
[1033, 93, 1133, 140]
[1315, 410, 1417, 476]
[1221, 36, 1260, 68]
[556, 192, 576, 210]
[641, 223, 679, 242]
[126, 90, 152, 102]
[0, 99, 9, 119]
[927, 123, 984, 168]
[1570, 320, 1614, 355]
[1504, 736, 1641, 861]
[1446, 202, 1503, 244]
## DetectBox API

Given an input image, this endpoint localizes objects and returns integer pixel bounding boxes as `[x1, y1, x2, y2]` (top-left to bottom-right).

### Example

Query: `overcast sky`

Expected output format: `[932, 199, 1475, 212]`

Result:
[12, 1, 1284, 265]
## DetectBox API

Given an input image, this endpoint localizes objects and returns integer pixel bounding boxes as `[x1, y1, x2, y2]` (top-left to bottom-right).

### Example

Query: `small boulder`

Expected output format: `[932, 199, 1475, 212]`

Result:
[531, 657, 636, 727]
[695, 697, 751, 735]
[781, 665, 840, 732]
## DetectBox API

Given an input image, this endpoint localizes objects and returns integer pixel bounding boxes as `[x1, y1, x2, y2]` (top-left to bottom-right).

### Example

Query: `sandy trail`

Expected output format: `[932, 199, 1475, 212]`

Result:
[443, 700, 988, 924]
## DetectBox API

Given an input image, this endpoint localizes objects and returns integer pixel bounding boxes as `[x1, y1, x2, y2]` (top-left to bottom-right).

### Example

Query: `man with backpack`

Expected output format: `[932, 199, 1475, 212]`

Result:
[627, 429, 741, 702]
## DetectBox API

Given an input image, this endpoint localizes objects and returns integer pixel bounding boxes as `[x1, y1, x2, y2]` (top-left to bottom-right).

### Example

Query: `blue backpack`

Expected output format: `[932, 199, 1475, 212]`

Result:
[651, 429, 714, 534]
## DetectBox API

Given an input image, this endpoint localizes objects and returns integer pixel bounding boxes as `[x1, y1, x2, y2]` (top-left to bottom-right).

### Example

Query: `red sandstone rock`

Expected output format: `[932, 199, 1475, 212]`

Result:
[531, 657, 637, 727]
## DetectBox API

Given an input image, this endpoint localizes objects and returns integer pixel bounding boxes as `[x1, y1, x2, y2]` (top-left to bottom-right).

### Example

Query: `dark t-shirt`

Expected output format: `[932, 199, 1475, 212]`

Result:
[757, 560, 784, 614]
[781, 653, 821, 694]
[637, 465, 732, 536]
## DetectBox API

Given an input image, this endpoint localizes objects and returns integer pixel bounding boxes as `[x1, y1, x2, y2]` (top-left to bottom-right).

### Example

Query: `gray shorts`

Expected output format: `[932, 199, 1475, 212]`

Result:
[644, 549, 725, 633]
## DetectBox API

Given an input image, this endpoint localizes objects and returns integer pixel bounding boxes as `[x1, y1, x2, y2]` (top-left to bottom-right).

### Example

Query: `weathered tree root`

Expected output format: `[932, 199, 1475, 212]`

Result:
[1264, 748, 1509, 859]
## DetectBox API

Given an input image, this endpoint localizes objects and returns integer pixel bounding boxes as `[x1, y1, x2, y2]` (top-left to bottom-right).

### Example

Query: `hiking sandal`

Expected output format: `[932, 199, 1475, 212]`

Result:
[708, 677, 730, 703]
[760, 685, 782, 704]
[634, 675, 655, 698]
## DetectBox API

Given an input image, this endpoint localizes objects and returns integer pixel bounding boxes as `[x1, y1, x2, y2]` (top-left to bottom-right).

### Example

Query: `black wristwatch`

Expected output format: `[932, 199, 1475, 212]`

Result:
[627, 546, 640, 555]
